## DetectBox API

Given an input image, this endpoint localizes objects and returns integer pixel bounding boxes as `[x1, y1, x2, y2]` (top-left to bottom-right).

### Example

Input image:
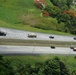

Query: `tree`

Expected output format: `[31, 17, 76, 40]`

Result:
[57, 13, 71, 23]
[44, 5, 61, 17]
[0, 55, 14, 75]
[50, 0, 68, 10]
[42, 57, 70, 75]
[50, 0, 59, 6]
[0, 55, 3, 61]
[17, 64, 32, 75]
[66, 0, 73, 8]
[72, 70, 76, 75]
[57, 13, 76, 34]
[69, 16, 76, 34]
[33, 62, 44, 75]
[59, 61, 70, 75]
[43, 59, 60, 75]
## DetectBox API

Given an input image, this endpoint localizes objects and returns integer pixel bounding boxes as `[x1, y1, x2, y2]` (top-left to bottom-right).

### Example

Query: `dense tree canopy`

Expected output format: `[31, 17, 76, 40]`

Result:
[66, 0, 73, 7]
[57, 13, 76, 33]
[44, 5, 61, 17]
[50, 0, 73, 9]
[15, 57, 70, 75]
[44, 2, 76, 34]
[0, 55, 76, 75]
[0, 55, 14, 75]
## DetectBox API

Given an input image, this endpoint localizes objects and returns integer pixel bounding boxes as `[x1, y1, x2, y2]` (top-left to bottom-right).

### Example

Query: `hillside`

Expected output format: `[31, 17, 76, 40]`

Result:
[0, 0, 73, 35]
[0, 0, 52, 23]
[0, 0, 38, 23]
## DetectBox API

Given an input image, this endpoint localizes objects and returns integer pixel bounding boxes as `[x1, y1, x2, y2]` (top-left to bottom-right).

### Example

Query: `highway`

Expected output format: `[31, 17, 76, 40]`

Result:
[0, 27, 76, 55]
[0, 45, 76, 55]
[0, 28, 76, 42]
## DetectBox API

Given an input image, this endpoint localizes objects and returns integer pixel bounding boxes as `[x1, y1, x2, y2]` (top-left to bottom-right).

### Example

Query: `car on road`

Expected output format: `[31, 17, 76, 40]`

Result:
[73, 37, 76, 40]
[73, 48, 76, 51]
[0, 31, 6, 36]
[28, 33, 37, 38]
[50, 46, 55, 49]
[49, 35, 54, 39]
[70, 47, 74, 49]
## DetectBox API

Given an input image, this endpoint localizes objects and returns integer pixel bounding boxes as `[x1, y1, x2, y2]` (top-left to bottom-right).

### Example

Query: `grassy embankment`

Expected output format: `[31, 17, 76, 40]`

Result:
[0, 0, 73, 35]
[4, 55, 76, 72]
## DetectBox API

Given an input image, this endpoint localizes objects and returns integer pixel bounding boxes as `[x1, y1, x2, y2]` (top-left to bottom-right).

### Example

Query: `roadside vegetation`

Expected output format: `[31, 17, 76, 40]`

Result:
[0, 0, 75, 35]
[44, 0, 76, 34]
[0, 38, 76, 47]
[0, 55, 76, 75]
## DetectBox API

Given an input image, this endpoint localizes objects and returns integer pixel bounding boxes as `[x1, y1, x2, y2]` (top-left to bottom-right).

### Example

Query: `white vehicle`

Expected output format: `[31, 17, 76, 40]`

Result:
[28, 33, 37, 38]
[73, 48, 76, 51]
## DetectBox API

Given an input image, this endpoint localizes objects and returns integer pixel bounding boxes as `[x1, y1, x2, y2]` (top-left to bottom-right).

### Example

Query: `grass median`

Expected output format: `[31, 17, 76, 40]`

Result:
[0, 38, 76, 47]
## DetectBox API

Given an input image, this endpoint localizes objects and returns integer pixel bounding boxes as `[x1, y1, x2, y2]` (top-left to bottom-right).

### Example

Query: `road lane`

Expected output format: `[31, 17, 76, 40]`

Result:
[0, 28, 76, 42]
[0, 45, 76, 55]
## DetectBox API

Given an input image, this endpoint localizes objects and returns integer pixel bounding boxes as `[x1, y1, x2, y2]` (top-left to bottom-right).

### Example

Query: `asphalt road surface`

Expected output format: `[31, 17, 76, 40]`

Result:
[0, 45, 76, 55]
[0, 28, 76, 42]
[0, 28, 76, 55]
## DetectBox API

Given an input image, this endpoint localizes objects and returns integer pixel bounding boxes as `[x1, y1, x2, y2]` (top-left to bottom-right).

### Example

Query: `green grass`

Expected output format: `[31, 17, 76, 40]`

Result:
[45, 0, 53, 6]
[0, 0, 74, 36]
[0, 19, 73, 36]
[0, 38, 76, 47]
[0, 0, 40, 23]
[4, 55, 76, 72]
